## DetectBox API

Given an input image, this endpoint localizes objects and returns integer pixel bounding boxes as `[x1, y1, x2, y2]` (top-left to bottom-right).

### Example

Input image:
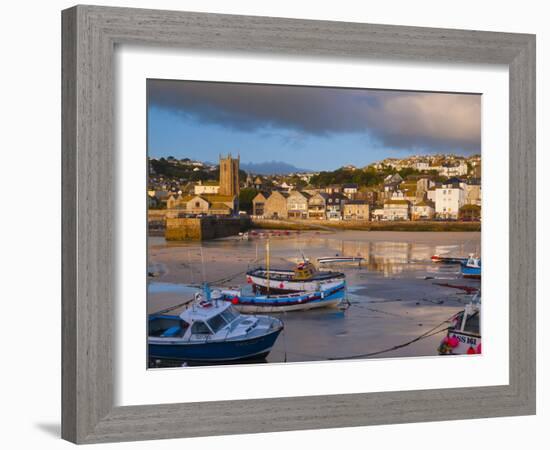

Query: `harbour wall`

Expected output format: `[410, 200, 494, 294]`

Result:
[251, 218, 481, 232]
[165, 216, 251, 241]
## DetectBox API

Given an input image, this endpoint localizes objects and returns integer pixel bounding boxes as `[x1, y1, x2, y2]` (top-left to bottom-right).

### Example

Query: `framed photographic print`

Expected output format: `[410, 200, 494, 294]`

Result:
[62, 5, 536, 444]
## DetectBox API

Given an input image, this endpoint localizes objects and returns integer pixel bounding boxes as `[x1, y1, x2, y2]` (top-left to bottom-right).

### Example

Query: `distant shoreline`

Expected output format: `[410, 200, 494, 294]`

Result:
[251, 218, 481, 232]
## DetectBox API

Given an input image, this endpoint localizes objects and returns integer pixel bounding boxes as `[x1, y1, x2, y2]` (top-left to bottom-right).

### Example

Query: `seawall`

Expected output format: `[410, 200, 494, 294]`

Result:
[165, 216, 251, 240]
[251, 218, 481, 232]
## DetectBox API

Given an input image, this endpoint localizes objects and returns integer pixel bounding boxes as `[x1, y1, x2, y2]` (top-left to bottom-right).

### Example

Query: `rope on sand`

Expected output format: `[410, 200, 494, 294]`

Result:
[149, 264, 255, 316]
[327, 312, 458, 360]
[150, 297, 196, 315]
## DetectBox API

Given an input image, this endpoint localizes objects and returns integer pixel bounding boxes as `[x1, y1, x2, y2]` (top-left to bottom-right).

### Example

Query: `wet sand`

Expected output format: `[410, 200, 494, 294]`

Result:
[148, 230, 480, 362]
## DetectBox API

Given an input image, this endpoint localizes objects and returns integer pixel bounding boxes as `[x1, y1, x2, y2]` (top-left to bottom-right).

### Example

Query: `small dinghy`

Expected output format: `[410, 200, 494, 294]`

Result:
[431, 255, 469, 264]
[438, 292, 481, 355]
[317, 256, 365, 265]
[148, 285, 283, 363]
[460, 255, 481, 279]
[221, 281, 346, 313]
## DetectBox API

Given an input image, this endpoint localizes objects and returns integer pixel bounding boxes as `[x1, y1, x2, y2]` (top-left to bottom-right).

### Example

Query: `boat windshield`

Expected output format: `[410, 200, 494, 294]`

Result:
[190, 321, 211, 335]
[207, 314, 228, 333]
[463, 311, 480, 333]
[220, 306, 239, 324]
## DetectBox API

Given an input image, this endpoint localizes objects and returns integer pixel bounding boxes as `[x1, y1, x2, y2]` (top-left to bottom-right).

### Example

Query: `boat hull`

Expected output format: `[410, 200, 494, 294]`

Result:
[431, 255, 468, 264]
[438, 330, 481, 355]
[317, 257, 364, 265]
[247, 269, 345, 294]
[224, 283, 346, 313]
[148, 326, 282, 362]
[461, 265, 481, 279]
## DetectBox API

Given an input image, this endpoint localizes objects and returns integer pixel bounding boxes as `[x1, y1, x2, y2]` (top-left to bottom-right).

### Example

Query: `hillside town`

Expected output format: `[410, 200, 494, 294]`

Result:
[148, 153, 482, 222]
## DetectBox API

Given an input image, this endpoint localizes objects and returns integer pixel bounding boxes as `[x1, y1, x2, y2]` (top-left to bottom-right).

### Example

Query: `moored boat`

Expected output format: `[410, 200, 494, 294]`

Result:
[317, 256, 365, 265]
[460, 256, 481, 279]
[438, 292, 481, 355]
[220, 281, 346, 313]
[247, 240, 345, 294]
[247, 260, 345, 294]
[431, 254, 469, 264]
[148, 285, 284, 363]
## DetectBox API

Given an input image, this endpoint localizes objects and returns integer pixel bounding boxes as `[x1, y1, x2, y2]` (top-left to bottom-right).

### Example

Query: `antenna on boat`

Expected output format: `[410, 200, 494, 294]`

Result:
[266, 238, 270, 296]
[200, 247, 206, 283]
[187, 250, 194, 285]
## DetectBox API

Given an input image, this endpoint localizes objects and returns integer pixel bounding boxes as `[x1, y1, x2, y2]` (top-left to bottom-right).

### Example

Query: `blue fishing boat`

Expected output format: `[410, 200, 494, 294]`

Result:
[220, 281, 346, 313]
[460, 256, 481, 279]
[431, 254, 469, 264]
[148, 285, 283, 363]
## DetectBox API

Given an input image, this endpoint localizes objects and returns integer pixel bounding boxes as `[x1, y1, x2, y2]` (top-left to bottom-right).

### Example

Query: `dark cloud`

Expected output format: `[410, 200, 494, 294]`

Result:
[148, 79, 481, 152]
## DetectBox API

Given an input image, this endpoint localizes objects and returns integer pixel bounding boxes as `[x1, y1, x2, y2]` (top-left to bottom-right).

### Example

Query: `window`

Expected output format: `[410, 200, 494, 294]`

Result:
[464, 312, 480, 333]
[221, 306, 239, 324]
[207, 314, 227, 333]
[195, 201, 200, 208]
[191, 321, 211, 335]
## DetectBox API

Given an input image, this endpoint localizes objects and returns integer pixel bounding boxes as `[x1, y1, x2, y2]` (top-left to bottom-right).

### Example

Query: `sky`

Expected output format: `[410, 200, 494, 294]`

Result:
[147, 79, 481, 172]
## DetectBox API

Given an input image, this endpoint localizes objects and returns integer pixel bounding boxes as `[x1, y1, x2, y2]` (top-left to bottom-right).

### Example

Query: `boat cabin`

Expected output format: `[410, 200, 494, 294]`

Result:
[149, 294, 242, 340]
[293, 260, 317, 280]
[180, 300, 240, 338]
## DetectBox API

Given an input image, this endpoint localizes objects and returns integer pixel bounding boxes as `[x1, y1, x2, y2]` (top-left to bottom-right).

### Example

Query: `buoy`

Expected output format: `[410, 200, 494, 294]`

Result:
[467, 346, 476, 355]
[476, 343, 482, 354]
[247, 276, 252, 284]
[231, 297, 239, 305]
[448, 336, 460, 348]
[279, 283, 284, 289]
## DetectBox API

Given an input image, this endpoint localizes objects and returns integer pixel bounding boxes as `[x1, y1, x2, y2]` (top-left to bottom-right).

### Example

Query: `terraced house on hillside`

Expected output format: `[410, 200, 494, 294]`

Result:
[252, 191, 269, 217]
[307, 192, 328, 219]
[287, 191, 311, 219]
[166, 193, 237, 215]
[263, 191, 289, 219]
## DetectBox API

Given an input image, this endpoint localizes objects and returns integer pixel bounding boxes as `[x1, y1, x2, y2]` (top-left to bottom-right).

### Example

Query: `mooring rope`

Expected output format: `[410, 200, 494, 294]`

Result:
[327, 312, 458, 360]
[150, 297, 196, 315]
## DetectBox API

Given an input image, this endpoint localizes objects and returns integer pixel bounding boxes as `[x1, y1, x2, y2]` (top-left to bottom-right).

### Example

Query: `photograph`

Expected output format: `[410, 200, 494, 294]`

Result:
[146, 79, 482, 368]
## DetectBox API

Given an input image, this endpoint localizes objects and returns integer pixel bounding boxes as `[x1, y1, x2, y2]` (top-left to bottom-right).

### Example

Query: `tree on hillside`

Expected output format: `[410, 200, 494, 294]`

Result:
[239, 188, 259, 213]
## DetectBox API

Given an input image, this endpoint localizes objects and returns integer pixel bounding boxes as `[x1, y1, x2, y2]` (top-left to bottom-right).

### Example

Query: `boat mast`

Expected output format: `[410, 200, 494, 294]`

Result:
[266, 239, 270, 296]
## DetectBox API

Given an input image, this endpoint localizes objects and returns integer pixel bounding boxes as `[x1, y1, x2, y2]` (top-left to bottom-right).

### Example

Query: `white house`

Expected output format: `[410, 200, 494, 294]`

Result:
[194, 181, 220, 195]
[325, 193, 347, 220]
[412, 200, 435, 220]
[415, 161, 430, 171]
[372, 199, 410, 221]
[342, 183, 359, 199]
[435, 161, 468, 177]
[435, 184, 465, 219]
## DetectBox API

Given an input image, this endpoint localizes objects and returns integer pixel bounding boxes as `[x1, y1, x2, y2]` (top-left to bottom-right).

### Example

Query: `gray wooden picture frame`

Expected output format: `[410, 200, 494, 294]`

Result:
[62, 5, 536, 444]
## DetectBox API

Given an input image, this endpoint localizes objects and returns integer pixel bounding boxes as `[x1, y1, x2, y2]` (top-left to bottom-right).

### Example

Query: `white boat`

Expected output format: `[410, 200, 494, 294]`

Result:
[317, 256, 365, 265]
[438, 292, 481, 355]
[247, 261, 345, 294]
[220, 281, 346, 313]
[246, 240, 345, 294]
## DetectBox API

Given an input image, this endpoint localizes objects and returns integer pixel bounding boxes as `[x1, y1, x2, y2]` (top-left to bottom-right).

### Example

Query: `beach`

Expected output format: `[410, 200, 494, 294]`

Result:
[148, 230, 481, 363]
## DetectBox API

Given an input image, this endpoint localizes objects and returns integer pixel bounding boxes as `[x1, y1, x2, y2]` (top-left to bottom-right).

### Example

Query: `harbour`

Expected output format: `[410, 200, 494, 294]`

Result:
[148, 230, 480, 366]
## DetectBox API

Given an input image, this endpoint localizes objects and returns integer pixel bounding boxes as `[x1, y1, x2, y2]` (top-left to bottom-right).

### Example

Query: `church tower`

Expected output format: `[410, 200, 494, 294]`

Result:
[219, 153, 240, 197]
